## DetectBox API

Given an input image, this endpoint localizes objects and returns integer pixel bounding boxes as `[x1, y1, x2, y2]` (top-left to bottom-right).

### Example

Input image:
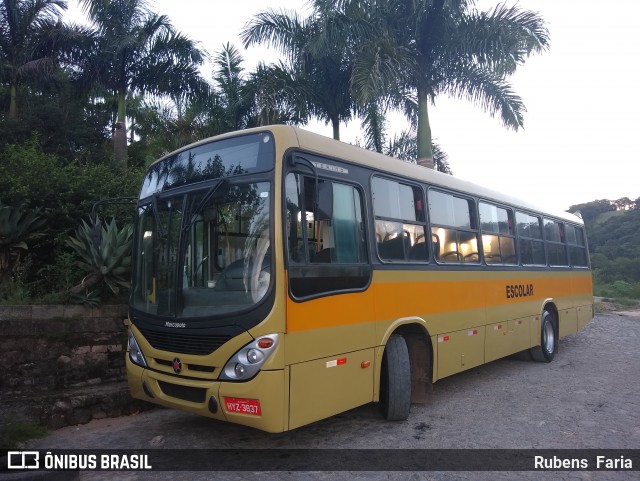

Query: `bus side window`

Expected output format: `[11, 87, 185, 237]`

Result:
[479, 202, 517, 265]
[372, 176, 428, 262]
[285, 173, 367, 265]
[544, 218, 569, 266]
[428, 190, 479, 263]
[516, 211, 546, 265]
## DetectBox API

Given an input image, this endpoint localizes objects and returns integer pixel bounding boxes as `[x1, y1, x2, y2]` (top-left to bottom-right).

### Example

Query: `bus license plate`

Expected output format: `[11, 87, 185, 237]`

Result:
[224, 397, 262, 416]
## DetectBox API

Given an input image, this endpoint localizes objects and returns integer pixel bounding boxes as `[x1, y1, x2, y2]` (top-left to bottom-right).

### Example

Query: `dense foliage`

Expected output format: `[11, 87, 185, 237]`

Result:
[0, 139, 142, 302]
[569, 199, 640, 299]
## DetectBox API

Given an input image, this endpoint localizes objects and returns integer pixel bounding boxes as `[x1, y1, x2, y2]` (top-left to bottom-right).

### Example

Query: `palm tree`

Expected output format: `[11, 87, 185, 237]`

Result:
[314, 0, 550, 168]
[134, 44, 306, 160]
[77, 0, 208, 170]
[0, 0, 69, 118]
[213, 43, 306, 131]
[241, 8, 354, 140]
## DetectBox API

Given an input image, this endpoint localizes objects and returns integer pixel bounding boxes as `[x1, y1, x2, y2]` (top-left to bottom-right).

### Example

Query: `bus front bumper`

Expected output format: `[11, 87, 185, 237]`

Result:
[127, 357, 287, 433]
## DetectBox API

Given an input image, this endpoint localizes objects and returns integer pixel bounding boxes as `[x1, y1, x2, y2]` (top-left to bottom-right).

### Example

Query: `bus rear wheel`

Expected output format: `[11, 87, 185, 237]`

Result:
[380, 334, 411, 421]
[530, 309, 557, 362]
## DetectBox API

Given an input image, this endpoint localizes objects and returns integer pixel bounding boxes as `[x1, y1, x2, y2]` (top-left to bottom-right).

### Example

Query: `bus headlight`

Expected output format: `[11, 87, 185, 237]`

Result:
[127, 328, 148, 368]
[220, 334, 278, 381]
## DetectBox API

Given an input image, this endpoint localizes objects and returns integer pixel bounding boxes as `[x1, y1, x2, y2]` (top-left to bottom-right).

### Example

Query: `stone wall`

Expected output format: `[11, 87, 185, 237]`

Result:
[0, 305, 151, 429]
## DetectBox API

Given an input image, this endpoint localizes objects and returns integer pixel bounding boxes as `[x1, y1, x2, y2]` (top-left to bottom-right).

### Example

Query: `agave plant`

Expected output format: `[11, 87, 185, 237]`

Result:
[0, 204, 46, 283]
[67, 218, 134, 295]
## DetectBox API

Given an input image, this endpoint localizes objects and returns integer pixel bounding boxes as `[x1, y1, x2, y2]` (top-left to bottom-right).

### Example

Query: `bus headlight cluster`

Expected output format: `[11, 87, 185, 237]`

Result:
[220, 334, 278, 381]
[127, 328, 148, 368]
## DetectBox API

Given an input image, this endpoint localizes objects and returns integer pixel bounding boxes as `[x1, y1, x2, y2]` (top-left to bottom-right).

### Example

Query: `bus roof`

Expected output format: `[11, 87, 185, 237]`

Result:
[154, 124, 583, 226]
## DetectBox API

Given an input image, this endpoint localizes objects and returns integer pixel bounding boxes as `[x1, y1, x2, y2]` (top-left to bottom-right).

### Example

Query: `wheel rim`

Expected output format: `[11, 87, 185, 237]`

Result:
[542, 318, 555, 354]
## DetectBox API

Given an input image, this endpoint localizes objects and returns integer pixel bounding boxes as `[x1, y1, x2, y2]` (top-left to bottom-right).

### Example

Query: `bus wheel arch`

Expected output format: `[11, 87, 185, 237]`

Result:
[379, 323, 433, 420]
[530, 303, 559, 362]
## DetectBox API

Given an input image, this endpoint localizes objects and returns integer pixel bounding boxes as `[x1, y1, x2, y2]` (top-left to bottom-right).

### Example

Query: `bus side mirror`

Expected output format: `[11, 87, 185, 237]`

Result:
[316, 182, 333, 221]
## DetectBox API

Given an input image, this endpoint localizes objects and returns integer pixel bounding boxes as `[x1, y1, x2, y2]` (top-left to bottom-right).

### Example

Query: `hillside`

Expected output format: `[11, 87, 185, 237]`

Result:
[571, 199, 640, 299]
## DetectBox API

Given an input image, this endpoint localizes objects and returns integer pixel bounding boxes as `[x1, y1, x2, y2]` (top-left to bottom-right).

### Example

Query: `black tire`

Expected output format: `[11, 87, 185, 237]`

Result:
[380, 334, 411, 421]
[530, 309, 557, 362]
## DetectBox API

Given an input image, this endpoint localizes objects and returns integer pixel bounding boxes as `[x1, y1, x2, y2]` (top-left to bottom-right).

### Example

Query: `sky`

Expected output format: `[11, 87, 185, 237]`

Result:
[64, 0, 640, 213]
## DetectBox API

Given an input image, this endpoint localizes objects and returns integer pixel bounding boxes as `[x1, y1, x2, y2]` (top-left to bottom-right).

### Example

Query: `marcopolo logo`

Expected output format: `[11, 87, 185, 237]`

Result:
[8, 451, 40, 469]
[165, 321, 186, 328]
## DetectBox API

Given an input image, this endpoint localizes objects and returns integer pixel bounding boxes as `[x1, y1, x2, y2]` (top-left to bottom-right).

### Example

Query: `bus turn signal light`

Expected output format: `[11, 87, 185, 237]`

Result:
[361, 361, 371, 369]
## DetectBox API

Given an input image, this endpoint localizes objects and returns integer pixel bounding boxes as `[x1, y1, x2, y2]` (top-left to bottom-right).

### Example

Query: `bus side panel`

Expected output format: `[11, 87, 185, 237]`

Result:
[289, 348, 375, 430]
[577, 304, 594, 330]
[573, 272, 594, 332]
[509, 317, 532, 353]
[485, 317, 530, 363]
[559, 307, 578, 337]
[436, 327, 485, 379]
[529, 314, 541, 348]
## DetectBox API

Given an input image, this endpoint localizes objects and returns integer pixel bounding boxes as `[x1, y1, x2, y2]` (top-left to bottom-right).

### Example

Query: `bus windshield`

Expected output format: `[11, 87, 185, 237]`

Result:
[131, 181, 272, 319]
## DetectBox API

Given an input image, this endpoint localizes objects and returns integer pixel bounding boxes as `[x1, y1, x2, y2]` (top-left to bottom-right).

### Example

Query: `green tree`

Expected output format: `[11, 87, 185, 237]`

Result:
[0, 0, 70, 117]
[315, 0, 549, 168]
[568, 199, 615, 223]
[241, 8, 355, 140]
[77, 0, 208, 170]
[133, 43, 307, 161]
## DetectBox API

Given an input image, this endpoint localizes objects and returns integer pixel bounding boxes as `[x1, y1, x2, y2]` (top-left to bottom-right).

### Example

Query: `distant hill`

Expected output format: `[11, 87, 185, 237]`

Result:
[569, 199, 640, 298]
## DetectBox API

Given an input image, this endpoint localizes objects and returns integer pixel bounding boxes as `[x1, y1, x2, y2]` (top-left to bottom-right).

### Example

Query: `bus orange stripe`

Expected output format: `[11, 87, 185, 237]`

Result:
[285, 273, 592, 332]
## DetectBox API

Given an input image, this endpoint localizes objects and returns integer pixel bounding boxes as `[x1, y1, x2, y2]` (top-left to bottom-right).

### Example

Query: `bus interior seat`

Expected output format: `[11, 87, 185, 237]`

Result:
[379, 234, 411, 260]
[409, 241, 427, 261]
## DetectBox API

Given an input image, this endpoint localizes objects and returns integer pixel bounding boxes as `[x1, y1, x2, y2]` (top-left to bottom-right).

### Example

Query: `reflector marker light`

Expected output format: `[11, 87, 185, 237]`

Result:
[438, 335, 450, 343]
[326, 358, 347, 368]
[467, 329, 478, 336]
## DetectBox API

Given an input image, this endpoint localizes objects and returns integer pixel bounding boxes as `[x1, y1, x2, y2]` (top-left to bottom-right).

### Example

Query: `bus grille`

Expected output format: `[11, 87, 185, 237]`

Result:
[158, 381, 206, 403]
[138, 327, 231, 355]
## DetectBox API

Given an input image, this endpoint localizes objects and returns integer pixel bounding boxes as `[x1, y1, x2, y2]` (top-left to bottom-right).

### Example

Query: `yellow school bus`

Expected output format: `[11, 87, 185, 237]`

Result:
[126, 125, 593, 432]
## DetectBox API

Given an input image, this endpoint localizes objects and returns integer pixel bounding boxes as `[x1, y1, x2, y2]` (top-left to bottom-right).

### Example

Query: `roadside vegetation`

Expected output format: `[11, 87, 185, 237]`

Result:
[0, 422, 47, 450]
[569, 198, 640, 305]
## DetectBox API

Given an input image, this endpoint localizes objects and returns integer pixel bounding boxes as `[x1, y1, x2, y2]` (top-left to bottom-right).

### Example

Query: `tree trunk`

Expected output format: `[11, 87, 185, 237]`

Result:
[416, 88, 435, 169]
[331, 116, 340, 140]
[9, 84, 17, 118]
[113, 90, 128, 171]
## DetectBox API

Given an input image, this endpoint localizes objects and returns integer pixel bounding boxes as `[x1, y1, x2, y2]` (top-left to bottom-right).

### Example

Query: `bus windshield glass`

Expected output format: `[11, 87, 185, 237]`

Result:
[139, 132, 274, 198]
[131, 181, 272, 319]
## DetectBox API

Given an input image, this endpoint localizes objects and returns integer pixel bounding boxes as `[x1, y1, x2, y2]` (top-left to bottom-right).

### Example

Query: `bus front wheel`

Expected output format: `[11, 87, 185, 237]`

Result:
[380, 334, 411, 421]
[530, 309, 557, 363]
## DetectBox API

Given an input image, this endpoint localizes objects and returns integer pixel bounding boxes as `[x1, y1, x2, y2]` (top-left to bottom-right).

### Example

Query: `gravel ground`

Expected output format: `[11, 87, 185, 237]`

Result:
[22, 309, 640, 480]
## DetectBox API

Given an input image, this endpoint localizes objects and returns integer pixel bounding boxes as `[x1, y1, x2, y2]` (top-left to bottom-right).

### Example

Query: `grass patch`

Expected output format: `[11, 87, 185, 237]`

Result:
[0, 422, 48, 450]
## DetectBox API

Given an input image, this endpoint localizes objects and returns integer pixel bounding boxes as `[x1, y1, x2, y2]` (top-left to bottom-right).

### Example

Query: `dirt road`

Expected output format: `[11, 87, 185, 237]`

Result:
[23, 310, 640, 480]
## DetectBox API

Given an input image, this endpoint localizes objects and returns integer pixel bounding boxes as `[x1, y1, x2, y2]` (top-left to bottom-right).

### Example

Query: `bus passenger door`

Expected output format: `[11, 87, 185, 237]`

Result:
[284, 170, 376, 428]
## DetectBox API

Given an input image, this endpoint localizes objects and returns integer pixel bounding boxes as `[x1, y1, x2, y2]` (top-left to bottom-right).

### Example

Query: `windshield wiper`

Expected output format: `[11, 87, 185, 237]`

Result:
[182, 179, 226, 232]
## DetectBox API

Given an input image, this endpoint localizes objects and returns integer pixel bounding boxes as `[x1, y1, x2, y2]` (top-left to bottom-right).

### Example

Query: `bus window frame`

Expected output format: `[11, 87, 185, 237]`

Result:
[371, 174, 430, 264]
[565, 223, 590, 268]
[478, 200, 518, 266]
[427, 187, 480, 265]
[515, 210, 547, 267]
[283, 152, 373, 302]
[543, 217, 570, 268]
